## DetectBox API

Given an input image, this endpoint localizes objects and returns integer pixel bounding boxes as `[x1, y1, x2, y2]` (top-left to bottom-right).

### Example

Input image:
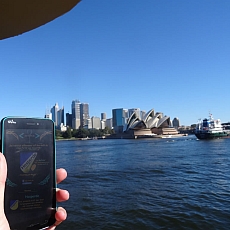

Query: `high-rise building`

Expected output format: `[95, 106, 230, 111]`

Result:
[128, 108, 140, 119]
[101, 113, 106, 121]
[101, 120, 105, 129]
[112, 108, 123, 127]
[80, 103, 90, 127]
[71, 100, 80, 119]
[66, 113, 72, 127]
[105, 118, 113, 129]
[72, 118, 81, 129]
[72, 100, 81, 129]
[51, 103, 59, 126]
[57, 106, 64, 127]
[70, 100, 90, 129]
[85, 118, 92, 129]
[91, 116, 101, 129]
[112, 108, 127, 133]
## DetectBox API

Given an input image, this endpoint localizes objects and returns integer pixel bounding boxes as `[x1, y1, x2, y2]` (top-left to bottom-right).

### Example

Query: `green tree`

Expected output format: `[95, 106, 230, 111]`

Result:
[89, 129, 105, 138]
[72, 129, 78, 138]
[76, 128, 89, 138]
[62, 127, 72, 139]
[55, 129, 62, 139]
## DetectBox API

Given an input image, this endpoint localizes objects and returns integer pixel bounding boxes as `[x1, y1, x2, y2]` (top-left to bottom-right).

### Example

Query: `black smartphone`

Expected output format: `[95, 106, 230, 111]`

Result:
[1, 117, 56, 230]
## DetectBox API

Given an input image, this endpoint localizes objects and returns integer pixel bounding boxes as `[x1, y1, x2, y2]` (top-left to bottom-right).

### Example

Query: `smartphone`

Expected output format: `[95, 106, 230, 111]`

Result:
[1, 117, 56, 230]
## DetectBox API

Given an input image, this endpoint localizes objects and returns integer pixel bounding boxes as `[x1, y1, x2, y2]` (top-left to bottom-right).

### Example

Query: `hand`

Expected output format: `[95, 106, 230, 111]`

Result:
[0, 153, 70, 230]
[47, 168, 70, 229]
[0, 153, 10, 229]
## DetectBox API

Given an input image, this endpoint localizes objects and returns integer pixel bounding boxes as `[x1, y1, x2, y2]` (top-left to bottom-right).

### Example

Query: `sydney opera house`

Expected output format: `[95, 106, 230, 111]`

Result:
[115, 108, 179, 138]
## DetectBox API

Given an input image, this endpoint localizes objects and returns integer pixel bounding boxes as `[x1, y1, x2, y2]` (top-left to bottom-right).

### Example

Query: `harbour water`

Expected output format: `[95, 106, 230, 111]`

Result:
[56, 136, 230, 229]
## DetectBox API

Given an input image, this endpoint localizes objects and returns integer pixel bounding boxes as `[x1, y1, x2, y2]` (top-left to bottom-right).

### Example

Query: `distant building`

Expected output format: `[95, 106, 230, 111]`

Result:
[49, 103, 65, 128]
[128, 108, 140, 119]
[101, 120, 105, 129]
[140, 110, 146, 120]
[112, 108, 127, 133]
[72, 100, 81, 129]
[44, 108, 52, 120]
[71, 100, 80, 119]
[91, 116, 101, 129]
[85, 118, 92, 129]
[125, 108, 178, 137]
[80, 103, 90, 127]
[101, 112, 106, 121]
[51, 103, 59, 126]
[172, 117, 180, 128]
[105, 118, 113, 129]
[69, 100, 91, 129]
[112, 108, 123, 127]
[57, 106, 64, 127]
[123, 109, 129, 119]
[66, 113, 72, 127]
[72, 118, 81, 129]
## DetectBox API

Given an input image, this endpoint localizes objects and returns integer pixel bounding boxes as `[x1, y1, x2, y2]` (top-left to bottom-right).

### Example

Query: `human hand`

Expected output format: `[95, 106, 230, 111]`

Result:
[47, 168, 70, 229]
[0, 153, 10, 229]
[0, 153, 69, 230]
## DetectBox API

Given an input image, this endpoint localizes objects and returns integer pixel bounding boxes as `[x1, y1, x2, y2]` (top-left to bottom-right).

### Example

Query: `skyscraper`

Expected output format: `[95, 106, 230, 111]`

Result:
[66, 113, 72, 127]
[71, 100, 81, 129]
[101, 113, 106, 121]
[105, 118, 113, 129]
[57, 106, 64, 127]
[91, 116, 101, 129]
[80, 103, 90, 127]
[51, 103, 59, 126]
[71, 100, 80, 119]
[112, 108, 127, 133]
[128, 108, 140, 119]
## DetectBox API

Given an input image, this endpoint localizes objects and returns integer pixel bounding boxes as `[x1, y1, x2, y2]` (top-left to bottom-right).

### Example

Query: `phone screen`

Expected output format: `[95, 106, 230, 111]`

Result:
[1, 117, 56, 230]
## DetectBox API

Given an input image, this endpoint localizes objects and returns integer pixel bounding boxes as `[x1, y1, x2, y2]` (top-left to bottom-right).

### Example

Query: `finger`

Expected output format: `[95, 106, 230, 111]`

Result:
[56, 189, 69, 202]
[0, 153, 7, 212]
[0, 154, 14, 229]
[46, 207, 67, 230]
[55, 207, 67, 222]
[56, 168, 67, 184]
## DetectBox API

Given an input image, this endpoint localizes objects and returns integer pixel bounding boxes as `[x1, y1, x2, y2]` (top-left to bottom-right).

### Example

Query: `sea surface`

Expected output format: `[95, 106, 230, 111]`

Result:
[56, 136, 230, 230]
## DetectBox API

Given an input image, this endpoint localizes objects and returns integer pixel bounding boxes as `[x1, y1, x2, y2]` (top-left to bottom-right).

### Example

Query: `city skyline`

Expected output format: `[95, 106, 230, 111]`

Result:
[47, 99, 183, 131]
[1, 1, 230, 125]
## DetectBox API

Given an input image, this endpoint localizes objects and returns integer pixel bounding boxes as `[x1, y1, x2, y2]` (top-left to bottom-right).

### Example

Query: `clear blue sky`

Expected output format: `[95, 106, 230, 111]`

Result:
[1, 0, 230, 125]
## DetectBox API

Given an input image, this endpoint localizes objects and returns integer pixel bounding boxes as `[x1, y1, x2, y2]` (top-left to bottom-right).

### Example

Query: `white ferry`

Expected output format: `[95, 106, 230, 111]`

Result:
[194, 114, 228, 139]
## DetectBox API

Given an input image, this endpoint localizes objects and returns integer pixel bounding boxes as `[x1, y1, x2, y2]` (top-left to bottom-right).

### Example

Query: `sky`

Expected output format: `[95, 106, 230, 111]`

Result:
[1, 0, 230, 126]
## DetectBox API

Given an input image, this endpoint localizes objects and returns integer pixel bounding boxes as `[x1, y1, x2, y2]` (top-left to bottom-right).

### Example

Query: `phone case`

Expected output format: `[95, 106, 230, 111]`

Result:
[1, 117, 56, 230]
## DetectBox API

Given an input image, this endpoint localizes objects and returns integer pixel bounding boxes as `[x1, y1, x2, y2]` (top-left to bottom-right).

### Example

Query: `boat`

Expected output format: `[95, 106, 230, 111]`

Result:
[194, 114, 228, 139]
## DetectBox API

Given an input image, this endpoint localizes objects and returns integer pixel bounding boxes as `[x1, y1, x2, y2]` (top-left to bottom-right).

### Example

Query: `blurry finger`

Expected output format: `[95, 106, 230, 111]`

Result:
[56, 168, 67, 184]
[56, 189, 69, 202]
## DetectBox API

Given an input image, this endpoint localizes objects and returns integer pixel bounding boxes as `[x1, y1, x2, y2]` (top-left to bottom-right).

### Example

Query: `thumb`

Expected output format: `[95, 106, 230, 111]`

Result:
[0, 153, 10, 229]
[0, 153, 7, 212]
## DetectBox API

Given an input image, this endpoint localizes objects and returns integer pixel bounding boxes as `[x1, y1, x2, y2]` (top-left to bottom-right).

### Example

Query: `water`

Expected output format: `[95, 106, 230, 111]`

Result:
[56, 136, 230, 229]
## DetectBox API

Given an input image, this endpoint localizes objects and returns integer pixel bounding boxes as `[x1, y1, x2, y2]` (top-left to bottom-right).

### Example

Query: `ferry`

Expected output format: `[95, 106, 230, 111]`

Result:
[194, 114, 228, 139]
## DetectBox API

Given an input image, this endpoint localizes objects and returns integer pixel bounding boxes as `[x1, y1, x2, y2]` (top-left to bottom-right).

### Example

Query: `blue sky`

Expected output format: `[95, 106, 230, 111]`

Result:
[1, 0, 230, 125]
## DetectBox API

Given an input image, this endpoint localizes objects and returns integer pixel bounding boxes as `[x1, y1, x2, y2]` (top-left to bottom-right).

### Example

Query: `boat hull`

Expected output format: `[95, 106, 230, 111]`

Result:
[195, 132, 228, 140]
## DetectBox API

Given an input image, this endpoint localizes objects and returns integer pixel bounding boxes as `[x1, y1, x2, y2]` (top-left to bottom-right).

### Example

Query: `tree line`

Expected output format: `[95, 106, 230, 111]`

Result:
[56, 127, 115, 139]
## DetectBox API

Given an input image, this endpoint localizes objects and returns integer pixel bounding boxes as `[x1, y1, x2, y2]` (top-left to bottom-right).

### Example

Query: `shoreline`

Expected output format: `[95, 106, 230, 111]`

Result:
[56, 133, 192, 141]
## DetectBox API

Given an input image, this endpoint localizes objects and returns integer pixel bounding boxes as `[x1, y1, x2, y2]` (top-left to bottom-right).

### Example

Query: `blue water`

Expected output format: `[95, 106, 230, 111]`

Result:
[56, 136, 230, 229]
